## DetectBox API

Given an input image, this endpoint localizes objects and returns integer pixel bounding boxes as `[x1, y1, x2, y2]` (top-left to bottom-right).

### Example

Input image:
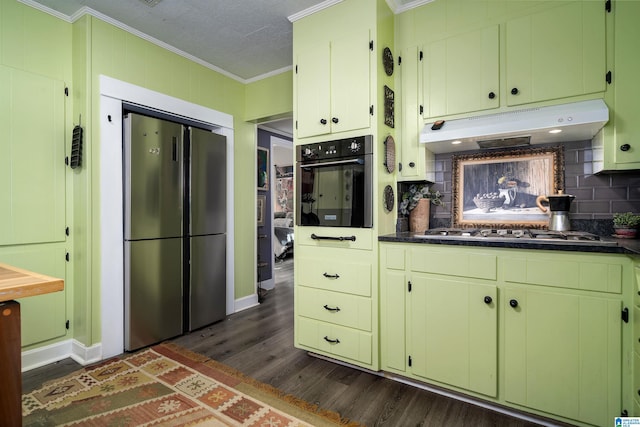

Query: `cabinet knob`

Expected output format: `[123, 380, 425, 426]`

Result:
[332, 117, 339, 124]
[511, 87, 519, 95]
[484, 296, 493, 304]
[409, 162, 415, 168]
[620, 144, 631, 152]
[320, 118, 327, 125]
[509, 299, 519, 308]
[488, 92, 496, 99]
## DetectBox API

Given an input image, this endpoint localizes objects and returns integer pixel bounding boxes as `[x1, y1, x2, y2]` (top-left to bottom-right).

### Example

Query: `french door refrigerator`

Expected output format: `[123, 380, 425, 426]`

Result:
[124, 112, 226, 351]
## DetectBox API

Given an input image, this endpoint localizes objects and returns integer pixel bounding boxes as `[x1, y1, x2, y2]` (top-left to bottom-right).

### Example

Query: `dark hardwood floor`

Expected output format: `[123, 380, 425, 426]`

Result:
[23, 256, 562, 426]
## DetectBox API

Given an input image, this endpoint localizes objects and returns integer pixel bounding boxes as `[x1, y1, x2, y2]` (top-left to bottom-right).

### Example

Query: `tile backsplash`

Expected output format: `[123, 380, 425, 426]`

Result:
[400, 140, 640, 234]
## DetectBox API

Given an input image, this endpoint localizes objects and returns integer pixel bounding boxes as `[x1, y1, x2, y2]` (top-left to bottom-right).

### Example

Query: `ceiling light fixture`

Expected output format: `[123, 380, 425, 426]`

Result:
[549, 129, 562, 134]
[452, 140, 462, 145]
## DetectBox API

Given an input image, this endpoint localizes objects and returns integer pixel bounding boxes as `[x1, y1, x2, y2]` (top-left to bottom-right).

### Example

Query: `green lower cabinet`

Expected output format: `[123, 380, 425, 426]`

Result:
[504, 286, 621, 426]
[408, 274, 497, 397]
[379, 243, 633, 425]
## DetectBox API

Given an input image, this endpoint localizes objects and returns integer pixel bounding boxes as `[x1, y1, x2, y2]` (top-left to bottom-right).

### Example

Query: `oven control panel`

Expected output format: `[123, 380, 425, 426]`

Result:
[298, 135, 372, 162]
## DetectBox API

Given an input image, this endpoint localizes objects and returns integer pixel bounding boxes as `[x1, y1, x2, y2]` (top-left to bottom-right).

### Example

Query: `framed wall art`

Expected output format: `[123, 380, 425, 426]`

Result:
[452, 146, 564, 229]
[257, 147, 269, 191]
[257, 195, 266, 226]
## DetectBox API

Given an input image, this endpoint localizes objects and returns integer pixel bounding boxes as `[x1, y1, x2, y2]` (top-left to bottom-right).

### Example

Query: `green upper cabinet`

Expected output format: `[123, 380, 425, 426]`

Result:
[505, 1, 606, 107]
[400, 46, 434, 181]
[416, 1, 606, 120]
[295, 29, 371, 139]
[421, 25, 500, 119]
[0, 65, 66, 245]
[595, 0, 640, 172]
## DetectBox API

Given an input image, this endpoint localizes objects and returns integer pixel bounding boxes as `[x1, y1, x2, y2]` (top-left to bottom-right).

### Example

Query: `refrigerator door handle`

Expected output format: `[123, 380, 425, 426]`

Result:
[172, 137, 178, 162]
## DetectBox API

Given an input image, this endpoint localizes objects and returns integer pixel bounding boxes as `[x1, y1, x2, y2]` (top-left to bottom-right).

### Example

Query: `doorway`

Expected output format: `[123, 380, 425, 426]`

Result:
[256, 119, 293, 295]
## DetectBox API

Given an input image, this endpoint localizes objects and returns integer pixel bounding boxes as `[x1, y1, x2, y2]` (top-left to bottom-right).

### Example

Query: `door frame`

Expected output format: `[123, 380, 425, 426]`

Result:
[99, 75, 235, 359]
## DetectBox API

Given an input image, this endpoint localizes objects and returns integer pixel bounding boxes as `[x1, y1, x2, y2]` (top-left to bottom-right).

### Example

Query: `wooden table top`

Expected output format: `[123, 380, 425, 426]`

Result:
[0, 263, 64, 303]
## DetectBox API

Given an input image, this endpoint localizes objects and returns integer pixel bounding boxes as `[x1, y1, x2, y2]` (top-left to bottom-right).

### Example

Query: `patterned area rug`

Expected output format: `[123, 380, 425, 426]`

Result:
[22, 343, 360, 426]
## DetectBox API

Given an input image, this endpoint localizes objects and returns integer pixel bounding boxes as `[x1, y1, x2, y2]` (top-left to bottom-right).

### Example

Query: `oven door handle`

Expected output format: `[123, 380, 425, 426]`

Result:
[300, 158, 363, 168]
[311, 233, 356, 242]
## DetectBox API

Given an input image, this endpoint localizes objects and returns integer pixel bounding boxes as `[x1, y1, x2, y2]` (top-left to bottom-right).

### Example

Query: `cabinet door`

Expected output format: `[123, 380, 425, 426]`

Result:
[295, 30, 370, 139]
[0, 66, 66, 245]
[422, 25, 499, 119]
[506, 2, 605, 106]
[1, 245, 67, 347]
[504, 287, 621, 426]
[330, 30, 371, 134]
[296, 43, 331, 138]
[400, 46, 425, 180]
[610, 0, 640, 168]
[409, 274, 497, 396]
[380, 269, 406, 372]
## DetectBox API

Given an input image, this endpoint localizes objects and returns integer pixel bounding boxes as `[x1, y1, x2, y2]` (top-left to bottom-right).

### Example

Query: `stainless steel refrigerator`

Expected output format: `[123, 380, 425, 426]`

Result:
[124, 112, 226, 351]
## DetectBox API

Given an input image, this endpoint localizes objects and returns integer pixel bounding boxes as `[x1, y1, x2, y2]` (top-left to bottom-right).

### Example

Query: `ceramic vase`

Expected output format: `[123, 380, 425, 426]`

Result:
[409, 198, 430, 233]
[613, 227, 637, 239]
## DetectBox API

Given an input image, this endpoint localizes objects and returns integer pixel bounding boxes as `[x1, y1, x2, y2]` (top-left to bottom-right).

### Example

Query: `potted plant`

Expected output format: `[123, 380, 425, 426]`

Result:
[612, 212, 640, 238]
[399, 184, 444, 233]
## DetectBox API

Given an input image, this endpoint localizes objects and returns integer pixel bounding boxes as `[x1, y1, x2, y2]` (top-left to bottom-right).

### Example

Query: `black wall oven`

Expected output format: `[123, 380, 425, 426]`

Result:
[296, 135, 373, 228]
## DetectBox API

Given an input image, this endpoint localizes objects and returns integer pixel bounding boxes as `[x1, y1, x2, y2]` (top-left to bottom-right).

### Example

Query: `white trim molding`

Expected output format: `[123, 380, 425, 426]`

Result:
[22, 340, 102, 372]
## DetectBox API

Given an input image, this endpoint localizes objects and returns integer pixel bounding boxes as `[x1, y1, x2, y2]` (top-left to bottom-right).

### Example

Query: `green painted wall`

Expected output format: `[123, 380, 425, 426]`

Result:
[0, 0, 74, 350]
[245, 71, 293, 122]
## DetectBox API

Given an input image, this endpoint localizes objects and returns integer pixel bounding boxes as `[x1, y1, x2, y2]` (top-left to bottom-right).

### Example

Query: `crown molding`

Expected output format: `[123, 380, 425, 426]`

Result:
[386, 0, 435, 14]
[287, 0, 343, 22]
[17, 0, 267, 83]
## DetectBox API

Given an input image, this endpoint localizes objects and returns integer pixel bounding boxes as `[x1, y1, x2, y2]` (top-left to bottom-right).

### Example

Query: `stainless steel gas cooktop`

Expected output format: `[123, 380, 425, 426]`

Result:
[414, 228, 618, 246]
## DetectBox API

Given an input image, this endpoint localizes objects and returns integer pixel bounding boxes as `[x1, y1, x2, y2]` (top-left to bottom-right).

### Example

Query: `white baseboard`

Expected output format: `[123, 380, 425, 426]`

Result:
[22, 339, 103, 372]
[234, 293, 260, 312]
[259, 278, 275, 291]
[22, 293, 260, 372]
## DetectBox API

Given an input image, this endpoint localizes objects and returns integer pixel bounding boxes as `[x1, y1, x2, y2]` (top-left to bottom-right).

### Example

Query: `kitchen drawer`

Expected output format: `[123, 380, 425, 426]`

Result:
[297, 287, 371, 331]
[410, 247, 496, 281]
[502, 253, 622, 294]
[297, 316, 372, 365]
[297, 254, 371, 297]
[295, 226, 373, 251]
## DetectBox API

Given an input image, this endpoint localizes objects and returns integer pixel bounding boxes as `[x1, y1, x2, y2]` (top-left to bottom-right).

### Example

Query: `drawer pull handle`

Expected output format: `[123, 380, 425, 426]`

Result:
[323, 272, 340, 279]
[323, 304, 341, 312]
[324, 336, 340, 344]
[311, 233, 356, 242]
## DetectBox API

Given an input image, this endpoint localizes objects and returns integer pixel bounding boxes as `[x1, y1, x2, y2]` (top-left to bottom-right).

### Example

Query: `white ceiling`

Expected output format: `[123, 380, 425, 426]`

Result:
[23, 0, 430, 82]
[22, 0, 430, 135]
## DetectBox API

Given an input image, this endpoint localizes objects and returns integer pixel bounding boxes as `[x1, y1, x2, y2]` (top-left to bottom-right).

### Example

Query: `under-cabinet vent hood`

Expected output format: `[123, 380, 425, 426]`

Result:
[420, 99, 609, 153]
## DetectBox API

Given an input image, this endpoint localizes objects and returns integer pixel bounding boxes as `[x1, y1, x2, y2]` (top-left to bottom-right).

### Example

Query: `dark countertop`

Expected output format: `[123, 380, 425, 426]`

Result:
[379, 232, 640, 255]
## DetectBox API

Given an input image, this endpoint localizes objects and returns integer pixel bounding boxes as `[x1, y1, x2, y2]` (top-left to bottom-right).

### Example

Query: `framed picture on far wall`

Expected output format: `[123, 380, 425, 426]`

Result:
[257, 147, 269, 191]
[257, 195, 266, 226]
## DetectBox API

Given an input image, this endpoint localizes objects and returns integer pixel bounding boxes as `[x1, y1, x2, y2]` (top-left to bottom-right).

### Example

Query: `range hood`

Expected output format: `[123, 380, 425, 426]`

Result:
[420, 99, 609, 153]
